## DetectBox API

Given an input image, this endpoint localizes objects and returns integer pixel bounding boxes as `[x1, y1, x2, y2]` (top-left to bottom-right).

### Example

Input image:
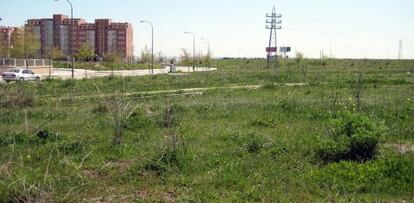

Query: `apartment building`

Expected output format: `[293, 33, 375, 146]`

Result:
[26, 14, 133, 61]
[0, 26, 16, 57]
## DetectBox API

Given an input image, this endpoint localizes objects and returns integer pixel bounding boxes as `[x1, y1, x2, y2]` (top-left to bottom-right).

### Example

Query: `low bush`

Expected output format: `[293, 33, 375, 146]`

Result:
[307, 154, 414, 195]
[0, 86, 35, 108]
[316, 113, 386, 163]
[251, 117, 277, 128]
[0, 130, 60, 147]
[125, 110, 153, 131]
[142, 132, 187, 175]
[91, 103, 108, 115]
[243, 133, 265, 154]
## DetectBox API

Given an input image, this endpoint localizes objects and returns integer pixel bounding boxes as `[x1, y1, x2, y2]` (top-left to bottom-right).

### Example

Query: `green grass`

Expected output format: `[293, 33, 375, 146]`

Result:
[0, 58, 413, 202]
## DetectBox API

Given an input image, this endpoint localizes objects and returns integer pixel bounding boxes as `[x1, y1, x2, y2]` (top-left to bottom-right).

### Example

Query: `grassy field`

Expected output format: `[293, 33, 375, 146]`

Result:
[0, 58, 413, 202]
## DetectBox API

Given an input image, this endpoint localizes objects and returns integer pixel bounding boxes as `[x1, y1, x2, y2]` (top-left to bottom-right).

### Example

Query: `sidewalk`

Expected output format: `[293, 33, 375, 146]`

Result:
[50, 66, 217, 80]
[0, 66, 217, 82]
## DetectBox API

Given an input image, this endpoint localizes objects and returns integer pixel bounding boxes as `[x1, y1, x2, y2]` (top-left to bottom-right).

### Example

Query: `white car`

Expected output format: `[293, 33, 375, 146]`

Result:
[2, 68, 41, 82]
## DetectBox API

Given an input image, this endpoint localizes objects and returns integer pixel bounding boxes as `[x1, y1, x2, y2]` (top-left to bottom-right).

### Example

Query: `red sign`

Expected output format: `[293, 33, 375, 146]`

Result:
[266, 47, 277, 52]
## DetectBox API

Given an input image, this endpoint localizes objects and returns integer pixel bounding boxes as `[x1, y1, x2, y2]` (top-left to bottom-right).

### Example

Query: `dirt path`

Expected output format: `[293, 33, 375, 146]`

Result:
[46, 84, 262, 101]
[41, 82, 310, 101]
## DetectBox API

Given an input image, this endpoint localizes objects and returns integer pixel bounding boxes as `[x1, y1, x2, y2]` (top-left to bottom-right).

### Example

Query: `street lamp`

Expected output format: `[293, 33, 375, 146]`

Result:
[201, 37, 210, 68]
[184, 32, 195, 71]
[140, 20, 154, 75]
[24, 21, 28, 69]
[55, 0, 74, 79]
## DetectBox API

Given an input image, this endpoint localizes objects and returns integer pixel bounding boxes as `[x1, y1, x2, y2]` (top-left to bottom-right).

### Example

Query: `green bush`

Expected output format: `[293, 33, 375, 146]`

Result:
[0, 86, 35, 108]
[243, 133, 265, 154]
[91, 103, 108, 115]
[308, 154, 414, 195]
[251, 117, 277, 128]
[316, 113, 386, 163]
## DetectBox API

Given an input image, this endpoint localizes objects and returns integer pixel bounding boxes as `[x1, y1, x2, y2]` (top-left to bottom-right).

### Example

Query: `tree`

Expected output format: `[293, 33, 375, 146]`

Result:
[104, 51, 122, 75]
[140, 46, 151, 64]
[180, 48, 191, 68]
[156, 51, 166, 64]
[0, 34, 8, 57]
[201, 51, 212, 67]
[75, 43, 95, 78]
[10, 26, 41, 67]
[295, 51, 305, 75]
[44, 46, 63, 78]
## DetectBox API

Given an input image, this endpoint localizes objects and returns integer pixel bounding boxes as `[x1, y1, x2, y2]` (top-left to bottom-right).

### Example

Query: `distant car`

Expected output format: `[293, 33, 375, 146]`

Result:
[2, 68, 41, 82]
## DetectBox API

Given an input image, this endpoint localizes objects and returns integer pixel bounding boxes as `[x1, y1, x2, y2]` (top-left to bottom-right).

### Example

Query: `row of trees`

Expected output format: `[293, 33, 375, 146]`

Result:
[0, 26, 120, 61]
[138, 47, 213, 67]
[179, 48, 212, 67]
[0, 27, 40, 60]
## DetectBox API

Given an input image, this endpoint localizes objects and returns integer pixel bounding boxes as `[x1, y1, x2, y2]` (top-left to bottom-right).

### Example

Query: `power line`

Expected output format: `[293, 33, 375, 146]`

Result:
[287, 16, 414, 32]
[282, 26, 406, 44]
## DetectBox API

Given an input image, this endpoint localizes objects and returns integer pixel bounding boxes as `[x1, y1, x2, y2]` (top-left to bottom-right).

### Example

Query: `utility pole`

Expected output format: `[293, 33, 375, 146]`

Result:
[266, 5, 282, 68]
[24, 21, 28, 69]
[398, 39, 403, 60]
[55, 0, 74, 79]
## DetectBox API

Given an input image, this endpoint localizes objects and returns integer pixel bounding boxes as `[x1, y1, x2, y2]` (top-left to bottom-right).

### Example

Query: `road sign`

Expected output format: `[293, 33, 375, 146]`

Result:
[280, 47, 291, 52]
[266, 47, 277, 52]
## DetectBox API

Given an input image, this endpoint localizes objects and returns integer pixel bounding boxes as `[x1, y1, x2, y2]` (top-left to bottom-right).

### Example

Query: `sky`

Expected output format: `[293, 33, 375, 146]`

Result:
[1, 0, 413, 59]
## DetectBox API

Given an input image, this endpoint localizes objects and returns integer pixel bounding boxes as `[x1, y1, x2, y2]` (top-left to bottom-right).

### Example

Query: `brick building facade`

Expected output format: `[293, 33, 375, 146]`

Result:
[26, 14, 133, 61]
[0, 26, 16, 58]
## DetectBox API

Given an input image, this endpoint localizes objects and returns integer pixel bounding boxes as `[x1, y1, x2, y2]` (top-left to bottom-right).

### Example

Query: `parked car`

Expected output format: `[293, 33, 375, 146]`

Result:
[2, 68, 41, 82]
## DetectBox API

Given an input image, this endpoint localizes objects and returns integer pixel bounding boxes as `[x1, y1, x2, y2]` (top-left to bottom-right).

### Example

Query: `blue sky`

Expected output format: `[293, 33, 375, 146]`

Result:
[1, 0, 413, 59]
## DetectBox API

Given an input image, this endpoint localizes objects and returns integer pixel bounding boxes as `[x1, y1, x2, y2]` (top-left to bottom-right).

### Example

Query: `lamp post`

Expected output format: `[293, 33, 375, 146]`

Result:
[0, 18, 3, 58]
[184, 32, 195, 71]
[24, 21, 28, 69]
[55, 0, 74, 79]
[140, 20, 154, 75]
[201, 37, 210, 68]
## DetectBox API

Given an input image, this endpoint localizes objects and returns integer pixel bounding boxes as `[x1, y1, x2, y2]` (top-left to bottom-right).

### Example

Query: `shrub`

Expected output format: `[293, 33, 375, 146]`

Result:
[0, 86, 35, 108]
[0, 130, 60, 147]
[142, 132, 187, 175]
[125, 110, 153, 131]
[316, 113, 386, 163]
[161, 104, 177, 128]
[62, 79, 75, 88]
[307, 155, 414, 195]
[244, 133, 265, 154]
[251, 117, 277, 128]
[91, 103, 108, 115]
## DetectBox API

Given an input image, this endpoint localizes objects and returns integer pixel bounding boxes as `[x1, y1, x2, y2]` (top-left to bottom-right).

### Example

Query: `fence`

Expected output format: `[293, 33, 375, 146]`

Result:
[0, 58, 51, 68]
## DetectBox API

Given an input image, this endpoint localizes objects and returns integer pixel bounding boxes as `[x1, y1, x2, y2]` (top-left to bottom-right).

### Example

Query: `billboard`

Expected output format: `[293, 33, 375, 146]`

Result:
[280, 47, 291, 52]
[266, 47, 277, 52]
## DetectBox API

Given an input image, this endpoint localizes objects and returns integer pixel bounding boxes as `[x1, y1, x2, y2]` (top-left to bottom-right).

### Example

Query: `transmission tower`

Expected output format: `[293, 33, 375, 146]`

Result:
[398, 39, 403, 60]
[266, 5, 282, 67]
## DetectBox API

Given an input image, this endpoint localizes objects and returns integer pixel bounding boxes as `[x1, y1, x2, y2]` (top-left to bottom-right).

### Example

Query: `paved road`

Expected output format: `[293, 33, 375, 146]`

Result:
[0, 66, 217, 83]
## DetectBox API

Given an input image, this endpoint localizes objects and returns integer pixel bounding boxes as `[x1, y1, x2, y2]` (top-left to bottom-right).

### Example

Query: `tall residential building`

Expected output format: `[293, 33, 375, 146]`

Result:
[0, 26, 16, 58]
[26, 14, 134, 61]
